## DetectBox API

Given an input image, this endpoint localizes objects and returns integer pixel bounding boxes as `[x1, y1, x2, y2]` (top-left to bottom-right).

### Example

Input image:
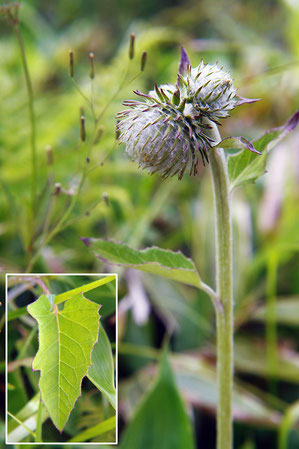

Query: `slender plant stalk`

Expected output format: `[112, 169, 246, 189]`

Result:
[35, 394, 43, 442]
[14, 24, 37, 218]
[207, 121, 233, 449]
[266, 251, 278, 394]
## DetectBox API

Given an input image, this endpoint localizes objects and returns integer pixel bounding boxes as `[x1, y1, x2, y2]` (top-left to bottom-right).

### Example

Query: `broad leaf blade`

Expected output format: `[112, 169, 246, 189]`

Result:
[81, 238, 201, 288]
[228, 110, 299, 190]
[120, 350, 195, 449]
[121, 351, 281, 428]
[27, 293, 101, 431]
[88, 324, 116, 410]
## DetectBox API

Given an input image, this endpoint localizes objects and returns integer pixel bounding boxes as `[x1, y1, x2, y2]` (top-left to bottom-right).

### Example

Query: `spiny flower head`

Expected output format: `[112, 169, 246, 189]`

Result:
[116, 47, 258, 179]
[176, 47, 257, 124]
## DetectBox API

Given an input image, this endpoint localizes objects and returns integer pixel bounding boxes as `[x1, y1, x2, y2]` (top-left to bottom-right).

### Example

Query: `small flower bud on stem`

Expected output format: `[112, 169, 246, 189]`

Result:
[80, 116, 86, 142]
[45, 145, 53, 165]
[93, 126, 104, 145]
[89, 52, 95, 79]
[102, 192, 109, 206]
[0, 2, 19, 26]
[141, 51, 147, 71]
[54, 183, 61, 195]
[129, 33, 135, 60]
[69, 50, 74, 78]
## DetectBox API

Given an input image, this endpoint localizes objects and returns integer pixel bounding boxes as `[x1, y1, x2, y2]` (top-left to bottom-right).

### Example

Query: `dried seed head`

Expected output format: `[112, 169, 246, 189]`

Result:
[116, 47, 257, 179]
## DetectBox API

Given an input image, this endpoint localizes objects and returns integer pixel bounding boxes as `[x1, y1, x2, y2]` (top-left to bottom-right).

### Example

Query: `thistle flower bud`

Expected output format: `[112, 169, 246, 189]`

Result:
[178, 61, 239, 123]
[116, 47, 258, 179]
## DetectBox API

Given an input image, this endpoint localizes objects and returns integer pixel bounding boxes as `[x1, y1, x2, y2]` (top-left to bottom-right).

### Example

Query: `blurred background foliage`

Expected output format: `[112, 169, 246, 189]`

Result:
[0, 0, 299, 447]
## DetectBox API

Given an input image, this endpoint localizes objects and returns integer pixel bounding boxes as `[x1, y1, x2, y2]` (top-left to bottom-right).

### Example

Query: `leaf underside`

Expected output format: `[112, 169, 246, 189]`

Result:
[81, 238, 201, 288]
[228, 110, 299, 190]
[27, 293, 100, 431]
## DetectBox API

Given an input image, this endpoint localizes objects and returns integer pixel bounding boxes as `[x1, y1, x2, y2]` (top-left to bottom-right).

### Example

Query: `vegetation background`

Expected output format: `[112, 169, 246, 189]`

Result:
[0, 0, 299, 447]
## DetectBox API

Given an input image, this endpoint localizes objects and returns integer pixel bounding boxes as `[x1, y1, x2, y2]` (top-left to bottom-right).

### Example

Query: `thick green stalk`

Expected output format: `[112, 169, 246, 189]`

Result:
[207, 121, 233, 449]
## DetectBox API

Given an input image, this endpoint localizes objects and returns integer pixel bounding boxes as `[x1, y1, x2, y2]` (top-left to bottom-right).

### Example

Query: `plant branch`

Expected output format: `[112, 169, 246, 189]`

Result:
[14, 23, 37, 218]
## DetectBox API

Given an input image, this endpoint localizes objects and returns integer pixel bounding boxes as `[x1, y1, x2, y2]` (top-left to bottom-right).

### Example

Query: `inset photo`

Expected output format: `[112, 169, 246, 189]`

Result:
[6, 273, 117, 444]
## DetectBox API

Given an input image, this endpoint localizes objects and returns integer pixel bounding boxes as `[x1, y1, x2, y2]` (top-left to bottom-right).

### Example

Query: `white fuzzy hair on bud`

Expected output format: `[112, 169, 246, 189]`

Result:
[116, 47, 258, 179]
[178, 62, 239, 123]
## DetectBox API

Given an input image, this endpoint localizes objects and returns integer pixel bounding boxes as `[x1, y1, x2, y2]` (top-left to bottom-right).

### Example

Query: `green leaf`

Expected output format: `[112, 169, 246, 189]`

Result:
[228, 110, 299, 190]
[234, 338, 299, 383]
[87, 324, 116, 410]
[7, 394, 49, 443]
[120, 349, 281, 428]
[216, 136, 261, 154]
[81, 238, 201, 288]
[252, 297, 299, 326]
[120, 350, 195, 449]
[54, 275, 116, 304]
[279, 400, 299, 449]
[68, 415, 116, 443]
[27, 293, 100, 431]
[7, 306, 28, 321]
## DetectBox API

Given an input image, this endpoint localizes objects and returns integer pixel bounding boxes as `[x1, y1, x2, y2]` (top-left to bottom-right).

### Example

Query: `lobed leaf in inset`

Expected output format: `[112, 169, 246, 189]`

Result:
[27, 293, 101, 431]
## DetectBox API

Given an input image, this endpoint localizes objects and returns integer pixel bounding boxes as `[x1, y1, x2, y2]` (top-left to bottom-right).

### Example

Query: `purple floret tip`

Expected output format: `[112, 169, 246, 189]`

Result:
[285, 109, 299, 132]
[237, 96, 261, 106]
[80, 237, 91, 247]
[178, 46, 191, 75]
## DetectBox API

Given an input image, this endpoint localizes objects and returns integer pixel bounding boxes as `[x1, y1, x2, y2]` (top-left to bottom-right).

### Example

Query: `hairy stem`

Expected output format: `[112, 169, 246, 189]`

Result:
[14, 24, 37, 218]
[207, 121, 233, 449]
